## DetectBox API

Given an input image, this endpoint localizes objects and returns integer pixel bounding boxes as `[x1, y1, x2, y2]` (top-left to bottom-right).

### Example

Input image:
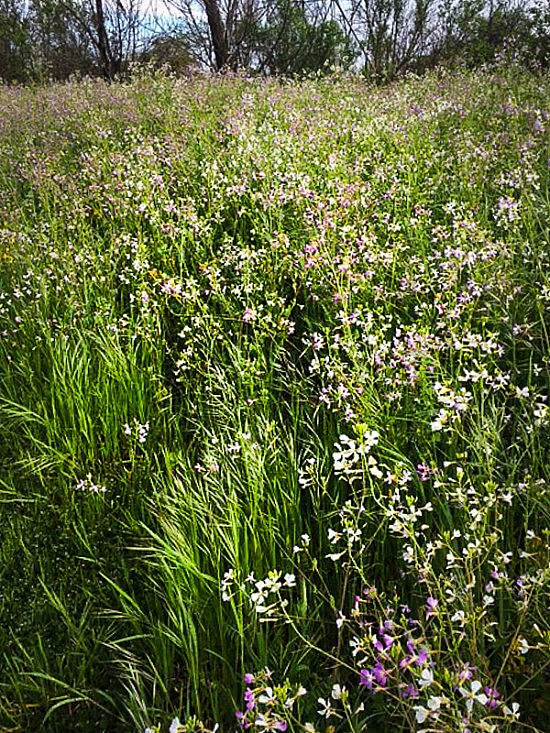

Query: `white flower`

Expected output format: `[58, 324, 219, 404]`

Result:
[331, 684, 345, 700]
[317, 697, 335, 718]
[459, 680, 488, 712]
[414, 705, 428, 723]
[283, 573, 296, 587]
[451, 610, 465, 626]
[258, 687, 275, 704]
[430, 416, 444, 431]
[325, 551, 345, 561]
[169, 718, 181, 733]
[418, 668, 434, 687]
[336, 611, 346, 629]
[503, 701, 520, 719]
[427, 696, 442, 711]
[363, 429, 379, 448]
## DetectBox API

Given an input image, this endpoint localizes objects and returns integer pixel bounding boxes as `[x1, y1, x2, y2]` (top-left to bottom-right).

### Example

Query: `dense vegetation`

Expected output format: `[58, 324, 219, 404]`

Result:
[2, 0, 550, 83]
[1, 66, 550, 732]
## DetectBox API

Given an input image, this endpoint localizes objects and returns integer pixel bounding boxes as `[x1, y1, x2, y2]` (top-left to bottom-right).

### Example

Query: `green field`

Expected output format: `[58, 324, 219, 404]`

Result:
[0, 67, 549, 732]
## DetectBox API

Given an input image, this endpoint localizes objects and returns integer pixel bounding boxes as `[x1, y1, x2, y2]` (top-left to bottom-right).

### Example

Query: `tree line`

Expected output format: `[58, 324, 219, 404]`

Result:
[1, 0, 550, 83]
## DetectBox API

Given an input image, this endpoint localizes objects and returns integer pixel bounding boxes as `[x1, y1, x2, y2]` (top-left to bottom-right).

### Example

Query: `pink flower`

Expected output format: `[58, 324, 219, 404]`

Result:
[242, 307, 257, 323]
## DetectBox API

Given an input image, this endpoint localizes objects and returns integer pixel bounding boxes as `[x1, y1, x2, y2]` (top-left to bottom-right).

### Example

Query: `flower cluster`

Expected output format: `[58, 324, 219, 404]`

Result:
[76, 473, 106, 494]
[123, 418, 150, 444]
[235, 670, 307, 731]
[345, 589, 522, 731]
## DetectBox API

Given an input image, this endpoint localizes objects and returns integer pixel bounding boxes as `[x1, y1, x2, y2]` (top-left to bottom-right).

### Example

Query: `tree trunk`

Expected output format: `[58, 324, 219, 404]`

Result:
[203, 0, 229, 70]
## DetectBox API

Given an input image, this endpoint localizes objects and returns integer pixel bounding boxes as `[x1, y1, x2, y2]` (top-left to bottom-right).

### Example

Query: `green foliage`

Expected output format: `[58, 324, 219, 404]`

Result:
[437, 0, 550, 69]
[0, 0, 31, 82]
[249, 0, 357, 75]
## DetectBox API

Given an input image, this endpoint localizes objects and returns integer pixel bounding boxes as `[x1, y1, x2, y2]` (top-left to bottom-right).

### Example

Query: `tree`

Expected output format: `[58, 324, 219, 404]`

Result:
[139, 31, 195, 74]
[164, 0, 356, 73]
[27, 0, 95, 80]
[0, 0, 31, 82]
[435, 0, 542, 68]
[163, 0, 262, 70]
[45, 0, 147, 78]
[347, 0, 436, 81]
[250, 0, 357, 75]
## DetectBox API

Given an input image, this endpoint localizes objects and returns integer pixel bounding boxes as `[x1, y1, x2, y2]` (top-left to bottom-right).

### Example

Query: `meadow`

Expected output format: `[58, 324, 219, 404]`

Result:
[0, 65, 549, 733]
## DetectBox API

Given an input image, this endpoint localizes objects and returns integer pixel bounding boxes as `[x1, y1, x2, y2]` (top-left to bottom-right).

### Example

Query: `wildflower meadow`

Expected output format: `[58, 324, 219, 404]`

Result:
[0, 66, 549, 733]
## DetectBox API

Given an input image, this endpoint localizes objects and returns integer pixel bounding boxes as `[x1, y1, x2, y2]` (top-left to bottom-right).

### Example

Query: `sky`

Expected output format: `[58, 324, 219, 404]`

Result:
[138, 0, 183, 19]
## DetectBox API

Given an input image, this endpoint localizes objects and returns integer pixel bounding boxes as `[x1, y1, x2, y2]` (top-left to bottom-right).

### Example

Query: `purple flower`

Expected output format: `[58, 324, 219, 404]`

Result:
[359, 669, 374, 689]
[400, 683, 419, 699]
[425, 597, 438, 618]
[374, 633, 394, 653]
[244, 687, 255, 712]
[235, 711, 250, 730]
[415, 647, 429, 666]
[416, 463, 433, 481]
[243, 673, 255, 685]
[457, 663, 476, 683]
[372, 663, 388, 687]
[484, 686, 501, 710]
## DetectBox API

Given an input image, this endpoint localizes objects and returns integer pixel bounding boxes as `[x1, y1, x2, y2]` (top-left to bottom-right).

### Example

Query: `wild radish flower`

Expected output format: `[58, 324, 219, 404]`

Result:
[400, 683, 419, 699]
[459, 680, 488, 711]
[503, 701, 520, 719]
[418, 668, 435, 688]
[451, 610, 466, 626]
[169, 719, 181, 733]
[361, 429, 379, 450]
[310, 332, 324, 350]
[221, 568, 235, 601]
[331, 684, 346, 700]
[496, 195, 520, 224]
[359, 663, 387, 690]
[425, 597, 438, 618]
[254, 714, 287, 730]
[124, 418, 150, 443]
[242, 307, 257, 323]
[317, 697, 336, 718]
[333, 434, 364, 475]
[283, 573, 296, 587]
[325, 550, 345, 561]
[76, 473, 106, 494]
[258, 688, 275, 704]
[161, 279, 182, 296]
[483, 686, 500, 710]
